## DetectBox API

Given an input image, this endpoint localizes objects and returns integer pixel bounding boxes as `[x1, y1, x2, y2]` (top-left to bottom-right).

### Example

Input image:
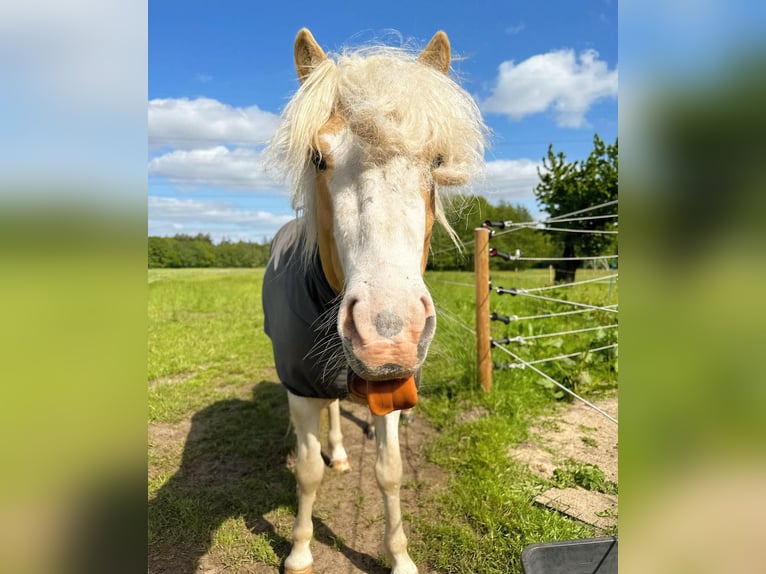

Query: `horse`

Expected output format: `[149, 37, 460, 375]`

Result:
[262, 28, 486, 574]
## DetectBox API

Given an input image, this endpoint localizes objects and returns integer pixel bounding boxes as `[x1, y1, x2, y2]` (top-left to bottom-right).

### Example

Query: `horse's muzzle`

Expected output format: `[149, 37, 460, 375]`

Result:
[338, 293, 436, 380]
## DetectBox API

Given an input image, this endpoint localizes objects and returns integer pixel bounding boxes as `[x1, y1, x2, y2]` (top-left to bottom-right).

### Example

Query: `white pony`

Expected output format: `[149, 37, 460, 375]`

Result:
[262, 28, 486, 574]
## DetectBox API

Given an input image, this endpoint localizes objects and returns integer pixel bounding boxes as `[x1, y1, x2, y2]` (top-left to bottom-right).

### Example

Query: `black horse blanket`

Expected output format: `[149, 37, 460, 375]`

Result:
[262, 226, 349, 399]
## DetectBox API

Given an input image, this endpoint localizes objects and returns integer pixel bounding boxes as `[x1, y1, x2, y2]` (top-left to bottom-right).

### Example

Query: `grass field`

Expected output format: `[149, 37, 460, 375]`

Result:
[148, 267, 617, 573]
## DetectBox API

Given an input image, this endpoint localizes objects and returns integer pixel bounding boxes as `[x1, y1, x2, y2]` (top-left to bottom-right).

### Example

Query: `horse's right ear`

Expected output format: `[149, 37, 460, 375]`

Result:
[294, 28, 327, 83]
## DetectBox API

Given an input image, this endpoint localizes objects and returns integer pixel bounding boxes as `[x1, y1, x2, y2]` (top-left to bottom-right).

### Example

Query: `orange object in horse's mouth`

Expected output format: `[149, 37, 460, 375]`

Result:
[348, 372, 418, 416]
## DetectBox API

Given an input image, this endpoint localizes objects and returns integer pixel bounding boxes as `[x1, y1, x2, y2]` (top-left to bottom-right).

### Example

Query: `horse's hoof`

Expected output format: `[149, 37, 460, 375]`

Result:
[284, 566, 314, 574]
[331, 458, 351, 473]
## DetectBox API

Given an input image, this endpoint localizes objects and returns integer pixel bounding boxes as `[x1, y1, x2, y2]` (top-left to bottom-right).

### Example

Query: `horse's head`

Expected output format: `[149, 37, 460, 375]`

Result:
[280, 29, 486, 382]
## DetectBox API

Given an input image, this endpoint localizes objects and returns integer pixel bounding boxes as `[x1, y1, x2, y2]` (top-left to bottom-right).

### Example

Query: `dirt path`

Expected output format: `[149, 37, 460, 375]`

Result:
[508, 394, 618, 531]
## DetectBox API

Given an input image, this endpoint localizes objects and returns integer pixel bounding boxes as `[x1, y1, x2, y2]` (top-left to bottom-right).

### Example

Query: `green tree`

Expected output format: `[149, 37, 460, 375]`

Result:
[173, 234, 215, 267]
[535, 134, 618, 282]
[148, 236, 169, 268]
[148, 234, 273, 268]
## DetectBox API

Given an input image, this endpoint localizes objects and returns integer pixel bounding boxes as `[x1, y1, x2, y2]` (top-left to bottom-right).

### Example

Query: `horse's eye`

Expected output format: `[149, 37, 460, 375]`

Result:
[432, 154, 444, 169]
[311, 149, 327, 171]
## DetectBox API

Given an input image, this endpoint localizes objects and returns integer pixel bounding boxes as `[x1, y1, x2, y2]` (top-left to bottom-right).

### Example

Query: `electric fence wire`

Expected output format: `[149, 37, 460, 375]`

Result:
[429, 198, 619, 424]
[429, 198, 618, 257]
[489, 200, 620, 231]
[489, 214, 618, 229]
[538, 213, 618, 224]
[435, 304, 618, 425]
[429, 279, 475, 288]
[511, 254, 619, 262]
[533, 226, 617, 235]
[488, 198, 618, 238]
[435, 303, 478, 336]
[523, 273, 618, 292]
[490, 224, 618, 236]
[430, 238, 478, 257]
[495, 323, 618, 344]
[430, 272, 617, 292]
[491, 304, 618, 323]
[494, 343, 618, 368]
[546, 199, 619, 222]
[495, 288, 620, 313]
[492, 340, 618, 424]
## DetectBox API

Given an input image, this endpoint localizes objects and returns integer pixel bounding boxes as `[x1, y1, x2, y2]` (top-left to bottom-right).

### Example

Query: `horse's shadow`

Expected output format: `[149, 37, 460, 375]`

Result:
[148, 380, 385, 573]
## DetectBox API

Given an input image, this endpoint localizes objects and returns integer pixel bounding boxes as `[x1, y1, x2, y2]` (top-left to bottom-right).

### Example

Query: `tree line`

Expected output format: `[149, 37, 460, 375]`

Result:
[148, 234, 271, 268]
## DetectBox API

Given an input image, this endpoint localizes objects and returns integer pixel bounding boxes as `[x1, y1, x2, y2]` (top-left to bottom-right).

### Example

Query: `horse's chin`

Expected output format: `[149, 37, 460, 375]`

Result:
[354, 367, 414, 382]
[343, 345, 420, 381]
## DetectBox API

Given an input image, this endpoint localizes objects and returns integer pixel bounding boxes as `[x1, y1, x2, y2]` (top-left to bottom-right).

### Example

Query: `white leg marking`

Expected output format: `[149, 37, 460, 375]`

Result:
[328, 399, 351, 472]
[285, 392, 329, 574]
[374, 410, 418, 574]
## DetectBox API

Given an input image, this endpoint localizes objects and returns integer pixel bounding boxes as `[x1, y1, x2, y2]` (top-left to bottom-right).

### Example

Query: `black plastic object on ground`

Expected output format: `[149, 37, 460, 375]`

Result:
[521, 536, 618, 574]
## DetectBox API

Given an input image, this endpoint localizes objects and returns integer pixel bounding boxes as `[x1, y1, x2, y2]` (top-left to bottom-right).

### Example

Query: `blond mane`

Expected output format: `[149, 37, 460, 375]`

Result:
[266, 41, 488, 265]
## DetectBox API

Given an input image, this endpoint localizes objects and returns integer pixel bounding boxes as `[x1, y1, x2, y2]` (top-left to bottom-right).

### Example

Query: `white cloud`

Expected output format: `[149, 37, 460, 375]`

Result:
[481, 49, 618, 128]
[148, 97, 280, 149]
[148, 146, 285, 191]
[148, 195, 294, 241]
[474, 158, 544, 202]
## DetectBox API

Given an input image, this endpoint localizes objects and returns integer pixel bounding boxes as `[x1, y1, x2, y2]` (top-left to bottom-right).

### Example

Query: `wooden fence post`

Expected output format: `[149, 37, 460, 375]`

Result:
[475, 227, 492, 392]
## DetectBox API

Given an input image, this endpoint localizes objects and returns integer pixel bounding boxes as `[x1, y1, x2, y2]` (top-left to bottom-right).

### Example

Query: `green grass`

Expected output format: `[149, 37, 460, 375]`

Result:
[148, 269, 295, 571]
[148, 269, 276, 422]
[148, 267, 618, 573]
[551, 460, 618, 495]
[413, 268, 617, 572]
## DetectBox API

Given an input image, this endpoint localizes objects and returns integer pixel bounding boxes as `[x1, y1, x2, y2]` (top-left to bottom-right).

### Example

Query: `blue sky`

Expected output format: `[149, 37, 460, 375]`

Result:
[148, 0, 617, 242]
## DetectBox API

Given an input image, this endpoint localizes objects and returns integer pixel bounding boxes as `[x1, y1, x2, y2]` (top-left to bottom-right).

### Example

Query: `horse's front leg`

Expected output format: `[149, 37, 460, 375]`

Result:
[328, 398, 351, 472]
[285, 392, 328, 574]
[374, 410, 418, 574]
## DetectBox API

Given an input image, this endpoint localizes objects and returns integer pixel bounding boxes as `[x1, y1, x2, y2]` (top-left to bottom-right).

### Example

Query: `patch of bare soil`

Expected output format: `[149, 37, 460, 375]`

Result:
[508, 395, 618, 531]
[148, 421, 190, 480]
[148, 371, 198, 389]
[455, 405, 490, 424]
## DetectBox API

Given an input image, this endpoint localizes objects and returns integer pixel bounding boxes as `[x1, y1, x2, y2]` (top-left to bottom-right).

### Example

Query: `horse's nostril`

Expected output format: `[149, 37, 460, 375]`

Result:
[375, 310, 404, 338]
[346, 298, 359, 315]
[417, 315, 436, 361]
[341, 298, 360, 340]
[421, 295, 435, 316]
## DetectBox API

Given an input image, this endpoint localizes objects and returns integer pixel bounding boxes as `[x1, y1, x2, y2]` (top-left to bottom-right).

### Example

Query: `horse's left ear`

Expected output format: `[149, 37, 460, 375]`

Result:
[418, 31, 451, 74]
[294, 28, 327, 83]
